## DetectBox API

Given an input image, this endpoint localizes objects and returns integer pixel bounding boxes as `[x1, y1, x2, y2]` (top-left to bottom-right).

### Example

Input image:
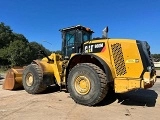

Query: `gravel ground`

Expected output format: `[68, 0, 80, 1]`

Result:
[0, 71, 160, 120]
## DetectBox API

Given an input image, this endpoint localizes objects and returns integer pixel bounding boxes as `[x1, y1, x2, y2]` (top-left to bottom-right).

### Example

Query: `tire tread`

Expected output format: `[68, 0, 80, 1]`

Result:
[23, 64, 47, 94]
[67, 63, 108, 106]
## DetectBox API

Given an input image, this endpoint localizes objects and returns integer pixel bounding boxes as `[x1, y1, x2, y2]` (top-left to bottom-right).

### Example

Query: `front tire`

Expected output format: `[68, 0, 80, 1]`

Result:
[22, 64, 47, 94]
[67, 63, 108, 106]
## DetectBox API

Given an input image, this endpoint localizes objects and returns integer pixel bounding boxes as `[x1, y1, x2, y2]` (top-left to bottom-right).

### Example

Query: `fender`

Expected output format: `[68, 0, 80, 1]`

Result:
[32, 60, 61, 85]
[67, 53, 114, 82]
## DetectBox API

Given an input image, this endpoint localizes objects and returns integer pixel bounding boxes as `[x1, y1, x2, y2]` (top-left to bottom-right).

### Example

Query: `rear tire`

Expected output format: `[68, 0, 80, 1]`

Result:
[67, 63, 108, 106]
[22, 64, 47, 94]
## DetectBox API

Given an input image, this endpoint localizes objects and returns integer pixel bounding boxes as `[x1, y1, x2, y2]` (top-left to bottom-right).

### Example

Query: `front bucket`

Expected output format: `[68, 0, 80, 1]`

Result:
[3, 68, 24, 90]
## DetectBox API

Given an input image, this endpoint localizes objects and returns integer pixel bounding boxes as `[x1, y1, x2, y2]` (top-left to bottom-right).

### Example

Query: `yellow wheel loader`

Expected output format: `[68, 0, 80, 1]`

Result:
[3, 25, 156, 106]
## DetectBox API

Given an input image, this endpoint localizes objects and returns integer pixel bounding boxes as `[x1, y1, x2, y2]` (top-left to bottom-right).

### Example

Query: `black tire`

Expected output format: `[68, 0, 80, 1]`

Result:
[67, 63, 108, 106]
[22, 64, 47, 94]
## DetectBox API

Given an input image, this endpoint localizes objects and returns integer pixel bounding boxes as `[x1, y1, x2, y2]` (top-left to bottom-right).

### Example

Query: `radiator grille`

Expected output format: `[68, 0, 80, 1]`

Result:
[111, 43, 127, 76]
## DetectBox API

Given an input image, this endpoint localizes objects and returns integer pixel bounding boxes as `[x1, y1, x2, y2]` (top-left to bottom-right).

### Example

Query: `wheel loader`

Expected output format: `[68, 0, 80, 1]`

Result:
[3, 25, 156, 106]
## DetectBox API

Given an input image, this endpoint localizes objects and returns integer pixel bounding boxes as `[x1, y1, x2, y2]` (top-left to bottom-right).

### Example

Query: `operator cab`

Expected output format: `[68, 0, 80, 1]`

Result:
[60, 25, 94, 59]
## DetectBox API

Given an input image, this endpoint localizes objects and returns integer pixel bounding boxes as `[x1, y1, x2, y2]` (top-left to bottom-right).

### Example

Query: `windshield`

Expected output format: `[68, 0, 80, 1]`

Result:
[83, 31, 92, 42]
[61, 29, 93, 58]
[66, 32, 75, 46]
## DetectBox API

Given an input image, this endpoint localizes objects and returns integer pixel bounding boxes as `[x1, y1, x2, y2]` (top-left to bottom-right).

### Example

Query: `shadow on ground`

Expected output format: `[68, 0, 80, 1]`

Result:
[97, 89, 158, 107]
[42, 85, 61, 94]
[10, 85, 61, 94]
[118, 89, 158, 107]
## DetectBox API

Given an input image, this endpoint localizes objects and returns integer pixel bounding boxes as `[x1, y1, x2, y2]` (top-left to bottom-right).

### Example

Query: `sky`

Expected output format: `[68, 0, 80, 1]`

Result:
[0, 0, 160, 53]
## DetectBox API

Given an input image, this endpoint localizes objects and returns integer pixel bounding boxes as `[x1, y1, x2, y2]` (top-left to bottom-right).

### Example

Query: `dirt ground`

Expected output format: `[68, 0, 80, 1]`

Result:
[0, 71, 160, 120]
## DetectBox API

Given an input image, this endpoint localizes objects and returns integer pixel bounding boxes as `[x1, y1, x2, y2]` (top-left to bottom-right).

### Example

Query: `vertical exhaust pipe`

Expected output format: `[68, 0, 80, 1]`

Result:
[102, 26, 109, 38]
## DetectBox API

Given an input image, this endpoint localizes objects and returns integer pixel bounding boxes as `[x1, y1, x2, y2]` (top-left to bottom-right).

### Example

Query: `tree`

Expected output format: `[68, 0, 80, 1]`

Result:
[13, 33, 28, 43]
[29, 41, 51, 60]
[152, 54, 160, 62]
[0, 22, 14, 48]
[7, 40, 32, 66]
[0, 47, 10, 65]
[0, 22, 52, 67]
[0, 22, 30, 66]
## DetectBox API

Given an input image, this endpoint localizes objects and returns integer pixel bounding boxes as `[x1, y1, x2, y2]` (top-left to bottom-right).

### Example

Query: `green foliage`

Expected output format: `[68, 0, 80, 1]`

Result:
[152, 54, 160, 62]
[0, 47, 10, 65]
[0, 22, 14, 48]
[0, 22, 30, 66]
[29, 41, 52, 60]
[7, 40, 32, 66]
[13, 33, 28, 43]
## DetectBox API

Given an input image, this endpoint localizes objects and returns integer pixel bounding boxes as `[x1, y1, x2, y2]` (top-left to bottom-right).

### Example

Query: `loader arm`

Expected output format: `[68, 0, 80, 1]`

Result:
[3, 53, 63, 90]
[34, 53, 63, 85]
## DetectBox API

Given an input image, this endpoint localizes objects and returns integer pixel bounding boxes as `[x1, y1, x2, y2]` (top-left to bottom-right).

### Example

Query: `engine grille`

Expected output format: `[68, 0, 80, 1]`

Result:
[111, 43, 127, 76]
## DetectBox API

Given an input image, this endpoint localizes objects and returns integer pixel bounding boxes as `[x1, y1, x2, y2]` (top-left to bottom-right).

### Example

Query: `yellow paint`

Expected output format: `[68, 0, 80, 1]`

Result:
[114, 78, 142, 93]
[11, 68, 23, 83]
[25, 73, 34, 86]
[40, 53, 63, 85]
[4, 34, 157, 94]
[83, 39, 144, 79]
[74, 76, 91, 95]
[143, 72, 150, 83]
[108, 39, 143, 78]
[82, 39, 156, 93]
[125, 59, 139, 63]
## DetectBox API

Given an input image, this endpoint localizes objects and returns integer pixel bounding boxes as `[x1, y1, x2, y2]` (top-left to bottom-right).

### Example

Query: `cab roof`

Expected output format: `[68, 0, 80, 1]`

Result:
[60, 25, 94, 33]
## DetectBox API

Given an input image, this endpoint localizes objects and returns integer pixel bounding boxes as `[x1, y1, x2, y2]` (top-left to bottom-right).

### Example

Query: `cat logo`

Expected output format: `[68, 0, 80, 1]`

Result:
[84, 45, 94, 53]
[84, 43, 105, 53]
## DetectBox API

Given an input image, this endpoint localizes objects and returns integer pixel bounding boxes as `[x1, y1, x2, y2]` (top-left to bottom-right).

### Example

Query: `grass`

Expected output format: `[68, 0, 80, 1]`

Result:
[0, 68, 7, 74]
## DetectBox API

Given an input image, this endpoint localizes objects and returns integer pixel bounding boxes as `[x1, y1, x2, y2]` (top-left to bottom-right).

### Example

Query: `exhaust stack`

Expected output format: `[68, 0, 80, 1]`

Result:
[102, 26, 109, 38]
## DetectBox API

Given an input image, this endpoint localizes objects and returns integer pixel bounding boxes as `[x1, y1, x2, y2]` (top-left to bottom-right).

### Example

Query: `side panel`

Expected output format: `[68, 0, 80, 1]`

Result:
[67, 53, 115, 82]
[83, 39, 116, 79]
[80, 39, 155, 93]
[108, 39, 144, 78]
[83, 39, 145, 79]
[114, 78, 142, 93]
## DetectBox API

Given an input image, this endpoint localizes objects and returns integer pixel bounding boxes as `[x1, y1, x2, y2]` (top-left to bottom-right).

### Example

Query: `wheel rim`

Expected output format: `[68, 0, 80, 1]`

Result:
[74, 76, 91, 95]
[26, 73, 34, 86]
